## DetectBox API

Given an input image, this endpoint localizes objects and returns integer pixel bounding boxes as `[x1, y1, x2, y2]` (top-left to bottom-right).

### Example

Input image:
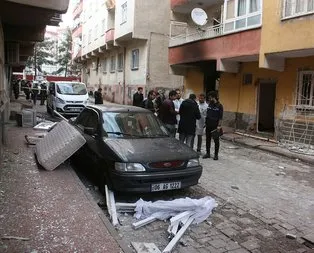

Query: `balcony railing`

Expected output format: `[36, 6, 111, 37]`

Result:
[169, 24, 223, 47]
[169, 12, 261, 47]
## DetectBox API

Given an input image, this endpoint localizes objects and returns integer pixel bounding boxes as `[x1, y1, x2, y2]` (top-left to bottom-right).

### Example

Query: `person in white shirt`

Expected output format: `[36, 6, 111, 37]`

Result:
[195, 93, 208, 153]
[173, 89, 183, 135]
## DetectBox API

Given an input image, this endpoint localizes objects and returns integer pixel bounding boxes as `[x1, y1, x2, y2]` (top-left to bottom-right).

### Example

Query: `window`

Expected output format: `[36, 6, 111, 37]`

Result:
[117, 53, 124, 71]
[110, 56, 116, 72]
[283, 0, 314, 19]
[224, 0, 262, 32]
[103, 58, 107, 73]
[297, 71, 314, 108]
[121, 2, 127, 24]
[131, 49, 139, 70]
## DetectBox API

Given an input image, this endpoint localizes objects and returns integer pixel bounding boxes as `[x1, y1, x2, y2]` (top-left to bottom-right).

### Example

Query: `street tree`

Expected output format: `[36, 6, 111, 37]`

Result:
[54, 28, 72, 77]
[26, 39, 55, 75]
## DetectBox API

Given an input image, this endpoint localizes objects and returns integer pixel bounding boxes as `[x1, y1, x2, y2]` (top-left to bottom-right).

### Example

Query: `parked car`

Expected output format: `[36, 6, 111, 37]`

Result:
[71, 104, 203, 193]
[46, 81, 89, 116]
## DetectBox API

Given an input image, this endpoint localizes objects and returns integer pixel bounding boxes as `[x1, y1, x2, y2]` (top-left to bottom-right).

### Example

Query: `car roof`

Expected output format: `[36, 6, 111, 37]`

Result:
[87, 103, 149, 113]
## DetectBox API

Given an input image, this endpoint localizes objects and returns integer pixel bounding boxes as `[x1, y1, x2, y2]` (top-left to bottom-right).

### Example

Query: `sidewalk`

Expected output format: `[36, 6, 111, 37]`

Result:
[0, 101, 130, 252]
[221, 128, 314, 166]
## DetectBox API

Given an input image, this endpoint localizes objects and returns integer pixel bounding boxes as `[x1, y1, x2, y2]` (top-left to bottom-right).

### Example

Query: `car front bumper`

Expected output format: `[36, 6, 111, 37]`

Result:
[109, 166, 203, 193]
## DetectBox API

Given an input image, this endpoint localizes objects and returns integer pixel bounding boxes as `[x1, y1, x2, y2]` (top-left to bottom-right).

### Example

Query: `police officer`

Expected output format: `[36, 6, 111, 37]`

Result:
[203, 91, 223, 160]
[40, 82, 47, 105]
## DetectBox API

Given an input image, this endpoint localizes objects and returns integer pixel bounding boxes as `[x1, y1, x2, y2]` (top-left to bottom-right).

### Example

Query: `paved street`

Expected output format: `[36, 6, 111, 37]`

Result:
[76, 138, 314, 253]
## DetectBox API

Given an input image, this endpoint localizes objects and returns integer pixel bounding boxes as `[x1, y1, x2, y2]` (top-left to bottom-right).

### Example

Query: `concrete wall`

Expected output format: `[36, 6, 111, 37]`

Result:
[82, 0, 107, 55]
[184, 68, 204, 98]
[219, 56, 314, 131]
[260, 0, 314, 66]
[115, 0, 135, 39]
[169, 28, 261, 65]
[133, 0, 170, 39]
[147, 33, 183, 92]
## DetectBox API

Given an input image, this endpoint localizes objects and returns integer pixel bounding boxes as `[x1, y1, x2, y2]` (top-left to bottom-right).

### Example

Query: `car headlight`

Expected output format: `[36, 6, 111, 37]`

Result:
[56, 97, 65, 104]
[115, 162, 146, 172]
[187, 158, 200, 168]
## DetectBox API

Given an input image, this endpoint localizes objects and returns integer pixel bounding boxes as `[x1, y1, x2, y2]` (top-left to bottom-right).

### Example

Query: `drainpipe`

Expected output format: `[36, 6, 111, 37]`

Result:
[122, 46, 126, 104]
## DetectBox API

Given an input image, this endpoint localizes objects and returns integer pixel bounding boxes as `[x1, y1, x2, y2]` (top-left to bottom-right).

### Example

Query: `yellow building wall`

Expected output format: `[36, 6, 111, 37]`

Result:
[220, 57, 314, 119]
[183, 68, 204, 97]
[260, 1, 314, 65]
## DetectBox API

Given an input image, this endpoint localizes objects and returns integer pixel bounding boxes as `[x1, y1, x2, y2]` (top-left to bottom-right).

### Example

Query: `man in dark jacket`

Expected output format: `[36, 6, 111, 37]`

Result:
[203, 91, 223, 160]
[142, 90, 156, 113]
[178, 94, 201, 147]
[133, 87, 143, 107]
[158, 90, 178, 137]
[94, 88, 103, 104]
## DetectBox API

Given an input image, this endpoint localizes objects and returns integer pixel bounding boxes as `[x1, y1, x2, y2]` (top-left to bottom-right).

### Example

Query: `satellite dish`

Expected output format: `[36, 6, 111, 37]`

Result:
[191, 8, 208, 26]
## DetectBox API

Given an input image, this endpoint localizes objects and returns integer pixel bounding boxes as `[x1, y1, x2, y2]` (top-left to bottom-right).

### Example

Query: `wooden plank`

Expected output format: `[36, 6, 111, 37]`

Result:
[132, 216, 157, 230]
[162, 217, 194, 253]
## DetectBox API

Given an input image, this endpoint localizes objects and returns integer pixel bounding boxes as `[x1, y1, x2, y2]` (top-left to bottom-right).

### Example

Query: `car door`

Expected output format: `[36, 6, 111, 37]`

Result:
[76, 108, 103, 170]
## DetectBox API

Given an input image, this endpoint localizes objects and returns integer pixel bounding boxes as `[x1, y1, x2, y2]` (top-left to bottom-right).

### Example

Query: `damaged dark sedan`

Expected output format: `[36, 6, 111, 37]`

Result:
[71, 104, 202, 193]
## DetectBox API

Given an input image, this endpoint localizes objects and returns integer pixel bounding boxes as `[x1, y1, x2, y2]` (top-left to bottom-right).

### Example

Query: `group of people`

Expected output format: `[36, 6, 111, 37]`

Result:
[12, 79, 47, 105]
[132, 88, 223, 160]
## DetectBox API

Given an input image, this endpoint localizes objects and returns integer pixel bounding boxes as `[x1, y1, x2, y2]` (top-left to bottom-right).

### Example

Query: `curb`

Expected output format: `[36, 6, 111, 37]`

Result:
[69, 169, 133, 253]
[222, 135, 314, 166]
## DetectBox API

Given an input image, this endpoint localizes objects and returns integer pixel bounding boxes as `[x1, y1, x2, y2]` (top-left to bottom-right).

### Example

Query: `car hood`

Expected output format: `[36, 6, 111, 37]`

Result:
[103, 137, 198, 163]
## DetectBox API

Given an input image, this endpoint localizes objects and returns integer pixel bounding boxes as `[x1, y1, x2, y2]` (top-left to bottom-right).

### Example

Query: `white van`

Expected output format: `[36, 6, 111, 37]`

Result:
[46, 81, 89, 116]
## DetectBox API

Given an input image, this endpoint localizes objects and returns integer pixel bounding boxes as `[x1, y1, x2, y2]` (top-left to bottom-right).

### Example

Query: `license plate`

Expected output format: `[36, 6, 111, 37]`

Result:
[71, 108, 81, 112]
[151, 182, 181, 192]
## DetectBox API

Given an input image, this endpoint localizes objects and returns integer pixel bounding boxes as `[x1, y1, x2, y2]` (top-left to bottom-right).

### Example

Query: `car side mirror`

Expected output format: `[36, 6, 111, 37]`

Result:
[84, 127, 97, 136]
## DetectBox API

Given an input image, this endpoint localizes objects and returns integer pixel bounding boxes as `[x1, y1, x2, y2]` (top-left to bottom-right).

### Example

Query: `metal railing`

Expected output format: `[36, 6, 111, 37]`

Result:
[169, 24, 223, 47]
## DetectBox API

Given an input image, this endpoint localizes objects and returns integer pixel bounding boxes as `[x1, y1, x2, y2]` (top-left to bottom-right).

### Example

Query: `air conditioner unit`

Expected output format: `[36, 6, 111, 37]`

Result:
[5, 43, 19, 65]
[22, 109, 37, 127]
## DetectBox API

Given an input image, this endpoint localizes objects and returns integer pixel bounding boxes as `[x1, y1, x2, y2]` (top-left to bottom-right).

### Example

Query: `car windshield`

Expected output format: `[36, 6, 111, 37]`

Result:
[56, 82, 87, 95]
[102, 112, 169, 138]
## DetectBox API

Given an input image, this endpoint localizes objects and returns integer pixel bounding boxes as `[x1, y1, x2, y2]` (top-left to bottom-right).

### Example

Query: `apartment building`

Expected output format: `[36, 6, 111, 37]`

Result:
[73, 0, 183, 104]
[169, 0, 314, 143]
[0, 0, 69, 158]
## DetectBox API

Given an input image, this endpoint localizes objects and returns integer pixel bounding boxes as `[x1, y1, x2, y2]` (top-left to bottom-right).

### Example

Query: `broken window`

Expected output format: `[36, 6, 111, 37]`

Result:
[297, 71, 314, 108]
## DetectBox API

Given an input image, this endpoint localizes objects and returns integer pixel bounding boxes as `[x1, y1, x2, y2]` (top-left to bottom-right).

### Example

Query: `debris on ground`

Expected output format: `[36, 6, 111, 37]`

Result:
[104, 186, 217, 253]
[1, 236, 30, 241]
[131, 242, 161, 253]
[286, 233, 297, 239]
[231, 185, 240, 190]
[35, 120, 86, 171]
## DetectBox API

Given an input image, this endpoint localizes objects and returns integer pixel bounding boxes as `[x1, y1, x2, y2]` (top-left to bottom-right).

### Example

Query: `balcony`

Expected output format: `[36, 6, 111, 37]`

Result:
[5, 0, 69, 13]
[169, 28, 261, 70]
[72, 1, 83, 19]
[170, 11, 261, 47]
[171, 0, 223, 13]
[105, 28, 115, 43]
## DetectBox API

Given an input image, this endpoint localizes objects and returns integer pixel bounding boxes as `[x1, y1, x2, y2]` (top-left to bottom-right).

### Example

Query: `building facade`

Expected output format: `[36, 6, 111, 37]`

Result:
[0, 0, 69, 159]
[72, 0, 183, 104]
[169, 0, 314, 144]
